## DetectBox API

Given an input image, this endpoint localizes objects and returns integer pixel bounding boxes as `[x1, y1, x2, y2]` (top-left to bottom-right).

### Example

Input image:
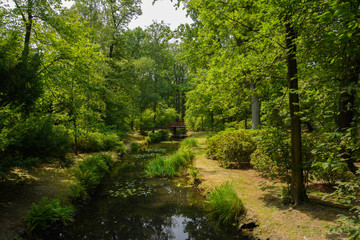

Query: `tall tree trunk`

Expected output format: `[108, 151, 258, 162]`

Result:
[250, 83, 260, 129]
[244, 109, 248, 130]
[285, 17, 307, 205]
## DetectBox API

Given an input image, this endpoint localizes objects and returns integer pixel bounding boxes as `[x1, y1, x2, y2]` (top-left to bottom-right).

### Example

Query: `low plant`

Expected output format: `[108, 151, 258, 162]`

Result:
[207, 182, 246, 225]
[72, 154, 112, 198]
[145, 130, 170, 144]
[130, 142, 140, 152]
[26, 197, 74, 233]
[326, 170, 360, 239]
[180, 137, 198, 148]
[187, 165, 200, 185]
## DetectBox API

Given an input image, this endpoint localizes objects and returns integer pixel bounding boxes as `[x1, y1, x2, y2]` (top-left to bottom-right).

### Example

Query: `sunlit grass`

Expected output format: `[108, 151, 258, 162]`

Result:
[145, 147, 194, 178]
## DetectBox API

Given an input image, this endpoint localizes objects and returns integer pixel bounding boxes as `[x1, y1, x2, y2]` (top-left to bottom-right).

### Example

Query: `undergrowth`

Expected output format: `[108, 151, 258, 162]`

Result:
[26, 197, 74, 233]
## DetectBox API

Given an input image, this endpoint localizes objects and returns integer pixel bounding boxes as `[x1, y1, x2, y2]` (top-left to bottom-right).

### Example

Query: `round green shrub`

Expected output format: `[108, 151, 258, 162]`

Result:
[205, 129, 257, 166]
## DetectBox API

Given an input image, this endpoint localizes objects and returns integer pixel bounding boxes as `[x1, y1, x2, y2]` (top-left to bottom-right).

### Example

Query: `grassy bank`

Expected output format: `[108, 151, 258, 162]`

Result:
[189, 131, 348, 240]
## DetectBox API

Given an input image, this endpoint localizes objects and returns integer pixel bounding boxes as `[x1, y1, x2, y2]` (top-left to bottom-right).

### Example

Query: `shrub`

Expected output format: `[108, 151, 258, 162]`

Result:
[0, 112, 71, 175]
[180, 137, 198, 148]
[76, 131, 123, 153]
[26, 197, 74, 233]
[326, 170, 360, 239]
[130, 142, 140, 152]
[145, 130, 170, 144]
[145, 147, 193, 178]
[115, 141, 127, 155]
[207, 182, 246, 225]
[250, 127, 291, 183]
[72, 154, 112, 193]
[187, 165, 200, 185]
[206, 129, 256, 168]
[308, 133, 352, 184]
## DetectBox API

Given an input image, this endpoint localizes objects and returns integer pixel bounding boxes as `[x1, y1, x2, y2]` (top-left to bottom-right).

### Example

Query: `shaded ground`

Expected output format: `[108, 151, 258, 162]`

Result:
[0, 152, 119, 240]
[190, 131, 349, 240]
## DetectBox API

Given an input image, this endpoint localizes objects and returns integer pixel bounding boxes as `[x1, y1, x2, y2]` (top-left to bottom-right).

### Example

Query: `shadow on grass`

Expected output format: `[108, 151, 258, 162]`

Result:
[258, 181, 350, 223]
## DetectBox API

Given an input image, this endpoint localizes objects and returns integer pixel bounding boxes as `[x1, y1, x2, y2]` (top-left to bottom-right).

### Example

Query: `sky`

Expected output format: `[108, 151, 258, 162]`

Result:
[128, 0, 193, 30]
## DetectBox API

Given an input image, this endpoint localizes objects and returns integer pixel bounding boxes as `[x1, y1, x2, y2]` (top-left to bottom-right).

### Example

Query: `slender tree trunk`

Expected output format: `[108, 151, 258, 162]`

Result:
[250, 83, 260, 129]
[285, 17, 307, 205]
[244, 109, 248, 130]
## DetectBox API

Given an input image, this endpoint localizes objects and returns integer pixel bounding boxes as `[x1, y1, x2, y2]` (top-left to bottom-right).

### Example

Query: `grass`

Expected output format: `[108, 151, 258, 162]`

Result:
[207, 182, 246, 225]
[180, 137, 198, 148]
[145, 147, 194, 178]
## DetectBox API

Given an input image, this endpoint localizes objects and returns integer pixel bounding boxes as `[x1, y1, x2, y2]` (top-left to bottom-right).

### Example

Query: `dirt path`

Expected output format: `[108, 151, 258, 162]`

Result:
[191, 133, 348, 240]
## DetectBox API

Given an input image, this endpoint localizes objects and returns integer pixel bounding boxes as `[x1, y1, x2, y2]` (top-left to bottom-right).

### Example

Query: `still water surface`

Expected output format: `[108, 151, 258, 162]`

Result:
[47, 142, 250, 240]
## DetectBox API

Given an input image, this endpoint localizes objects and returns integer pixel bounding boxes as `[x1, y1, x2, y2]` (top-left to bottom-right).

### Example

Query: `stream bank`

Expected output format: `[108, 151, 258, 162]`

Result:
[190, 131, 348, 240]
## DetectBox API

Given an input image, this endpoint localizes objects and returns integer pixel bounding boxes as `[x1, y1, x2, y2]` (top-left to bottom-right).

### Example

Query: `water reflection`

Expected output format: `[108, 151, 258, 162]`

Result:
[47, 143, 249, 240]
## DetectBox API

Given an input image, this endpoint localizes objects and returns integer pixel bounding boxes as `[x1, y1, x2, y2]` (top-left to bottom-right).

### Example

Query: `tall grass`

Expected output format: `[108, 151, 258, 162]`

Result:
[180, 137, 198, 148]
[207, 182, 246, 225]
[145, 147, 194, 178]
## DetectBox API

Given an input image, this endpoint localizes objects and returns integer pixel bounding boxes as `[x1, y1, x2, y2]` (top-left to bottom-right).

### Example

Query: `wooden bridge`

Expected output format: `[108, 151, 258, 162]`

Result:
[168, 122, 186, 134]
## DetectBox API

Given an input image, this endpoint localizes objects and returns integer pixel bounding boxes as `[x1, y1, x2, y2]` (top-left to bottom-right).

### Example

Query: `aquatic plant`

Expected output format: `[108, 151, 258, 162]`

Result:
[207, 182, 245, 225]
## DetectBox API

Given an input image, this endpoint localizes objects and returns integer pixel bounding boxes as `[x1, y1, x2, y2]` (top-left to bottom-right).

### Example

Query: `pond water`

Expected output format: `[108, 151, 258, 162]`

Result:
[46, 142, 251, 240]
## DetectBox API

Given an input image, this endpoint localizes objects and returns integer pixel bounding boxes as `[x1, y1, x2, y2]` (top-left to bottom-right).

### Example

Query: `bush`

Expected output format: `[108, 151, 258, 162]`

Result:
[308, 132, 352, 184]
[26, 197, 74, 233]
[250, 127, 291, 183]
[0, 112, 71, 175]
[76, 131, 123, 153]
[115, 141, 127, 155]
[72, 154, 112, 196]
[145, 147, 193, 178]
[145, 130, 170, 144]
[180, 137, 198, 148]
[326, 170, 360, 239]
[130, 142, 140, 152]
[206, 129, 256, 168]
[208, 182, 246, 225]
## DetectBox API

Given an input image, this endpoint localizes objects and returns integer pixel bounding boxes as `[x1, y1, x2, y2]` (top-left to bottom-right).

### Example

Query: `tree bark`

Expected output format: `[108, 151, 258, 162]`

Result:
[250, 83, 260, 129]
[285, 17, 307, 205]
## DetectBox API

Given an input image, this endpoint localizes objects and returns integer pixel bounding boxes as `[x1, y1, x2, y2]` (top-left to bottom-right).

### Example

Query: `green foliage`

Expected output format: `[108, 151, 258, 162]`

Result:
[130, 142, 140, 152]
[26, 197, 74, 233]
[0, 111, 71, 175]
[207, 182, 246, 226]
[76, 131, 123, 153]
[206, 129, 256, 168]
[145, 130, 170, 144]
[250, 128, 291, 182]
[180, 137, 198, 148]
[115, 141, 127, 156]
[72, 154, 112, 198]
[187, 164, 200, 185]
[326, 170, 360, 239]
[145, 147, 194, 178]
